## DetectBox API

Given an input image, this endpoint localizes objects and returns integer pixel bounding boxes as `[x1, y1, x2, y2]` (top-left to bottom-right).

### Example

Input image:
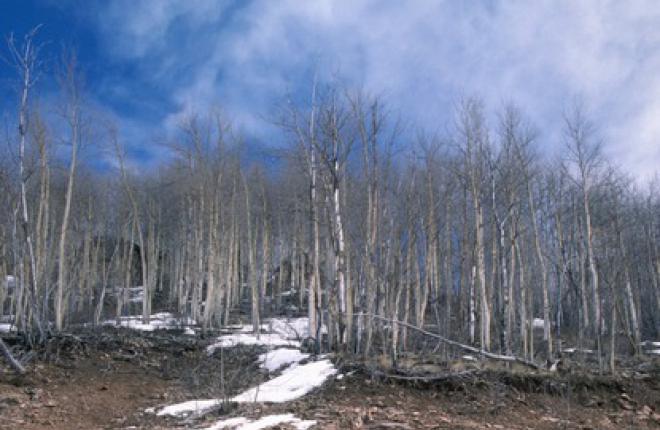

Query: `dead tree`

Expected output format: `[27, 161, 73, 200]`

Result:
[55, 52, 83, 331]
[7, 27, 45, 342]
[457, 99, 491, 351]
[564, 105, 604, 370]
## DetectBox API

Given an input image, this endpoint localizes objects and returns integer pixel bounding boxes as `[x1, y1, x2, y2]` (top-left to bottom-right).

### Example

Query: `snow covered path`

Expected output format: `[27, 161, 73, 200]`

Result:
[154, 317, 335, 429]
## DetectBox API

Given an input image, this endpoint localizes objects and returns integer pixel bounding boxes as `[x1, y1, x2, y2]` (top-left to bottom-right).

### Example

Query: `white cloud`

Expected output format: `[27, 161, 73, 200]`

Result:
[88, 0, 660, 179]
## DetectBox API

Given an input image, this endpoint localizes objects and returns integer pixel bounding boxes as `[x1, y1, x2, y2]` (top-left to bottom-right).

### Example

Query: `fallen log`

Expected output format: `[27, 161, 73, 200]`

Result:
[356, 313, 542, 370]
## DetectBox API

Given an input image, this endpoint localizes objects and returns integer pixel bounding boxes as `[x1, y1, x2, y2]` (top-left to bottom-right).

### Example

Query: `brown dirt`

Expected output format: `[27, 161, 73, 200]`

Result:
[283, 367, 660, 429]
[0, 353, 171, 429]
[0, 328, 262, 430]
[1, 329, 659, 429]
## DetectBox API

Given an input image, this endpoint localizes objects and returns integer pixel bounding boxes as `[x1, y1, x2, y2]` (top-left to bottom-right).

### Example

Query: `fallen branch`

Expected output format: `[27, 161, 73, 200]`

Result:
[356, 313, 542, 370]
[0, 338, 26, 374]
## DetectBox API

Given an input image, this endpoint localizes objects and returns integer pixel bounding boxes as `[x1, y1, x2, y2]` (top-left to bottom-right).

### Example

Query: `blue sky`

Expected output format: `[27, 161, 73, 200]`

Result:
[1, 0, 659, 179]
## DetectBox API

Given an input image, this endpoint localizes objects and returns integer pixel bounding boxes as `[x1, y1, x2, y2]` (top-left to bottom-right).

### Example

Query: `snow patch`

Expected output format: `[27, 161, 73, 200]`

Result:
[103, 312, 196, 332]
[205, 414, 315, 430]
[236, 324, 266, 333]
[563, 348, 595, 354]
[532, 318, 545, 329]
[156, 317, 334, 420]
[258, 348, 309, 372]
[268, 317, 320, 339]
[156, 399, 220, 417]
[207, 333, 300, 353]
[157, 359, 336, 417]
[207, 317, 322, 353]
[108, 286, 145, 303]
[278, 289, 296, 297]
[641, 340, 660, 347]
[232, 359, 336, 403]
[0, 322, 16, 333]
[127, 287, 145, 303]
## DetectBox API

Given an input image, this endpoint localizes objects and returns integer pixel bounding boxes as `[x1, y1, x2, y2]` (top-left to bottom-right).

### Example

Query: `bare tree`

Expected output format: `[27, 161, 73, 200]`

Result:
[457, 99, 491, 351]
[7, 26, 45, 342]
[564, 104, 605, 370]
[54, 51, 83, 331]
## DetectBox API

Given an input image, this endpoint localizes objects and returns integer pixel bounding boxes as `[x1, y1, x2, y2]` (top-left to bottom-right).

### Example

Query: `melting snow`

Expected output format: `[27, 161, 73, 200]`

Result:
[563, 348, 595, 354]
[232, 359, 336, 403]
[641, 340, 660, 347]
[207, 317, 318, 353]
[268, 317, 319, 339]
[108, 286, 145, 303]
[258, 348, 309, 372]
[279, 289, 296, 297]
[640, 340, 660, 355]
[156, 399, 221, 417]
[126, 287, 145, 303]
[103, 312, 196, 332]
[0, 322, 16, 333]
[204, 414, 316, 430]
[158, 358, 336, 417]
[157, 317, 336, 419]
[207, 333, 300, 353]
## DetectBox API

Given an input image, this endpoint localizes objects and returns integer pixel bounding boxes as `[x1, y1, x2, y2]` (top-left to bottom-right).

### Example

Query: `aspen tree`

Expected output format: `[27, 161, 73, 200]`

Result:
[8, 27, 44, 341]
[54, 52, 83, 331]
[564, 106, 604, 369]
[458, 100, 490, 351]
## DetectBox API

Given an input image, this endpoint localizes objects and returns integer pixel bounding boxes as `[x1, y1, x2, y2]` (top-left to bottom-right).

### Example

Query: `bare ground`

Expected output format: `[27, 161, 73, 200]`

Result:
[1, 329, 659, 429]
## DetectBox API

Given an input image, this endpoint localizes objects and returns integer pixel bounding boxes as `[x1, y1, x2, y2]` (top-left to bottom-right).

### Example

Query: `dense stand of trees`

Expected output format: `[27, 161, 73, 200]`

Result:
[2, 31, 659, 372]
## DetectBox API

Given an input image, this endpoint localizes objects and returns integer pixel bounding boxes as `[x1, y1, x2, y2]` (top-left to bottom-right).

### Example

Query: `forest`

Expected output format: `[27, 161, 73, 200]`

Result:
[1, 25, 659, 430]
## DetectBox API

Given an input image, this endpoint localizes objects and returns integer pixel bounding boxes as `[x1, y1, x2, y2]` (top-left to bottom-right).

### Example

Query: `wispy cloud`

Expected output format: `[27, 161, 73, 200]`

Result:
[82, 0, 659, 179]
